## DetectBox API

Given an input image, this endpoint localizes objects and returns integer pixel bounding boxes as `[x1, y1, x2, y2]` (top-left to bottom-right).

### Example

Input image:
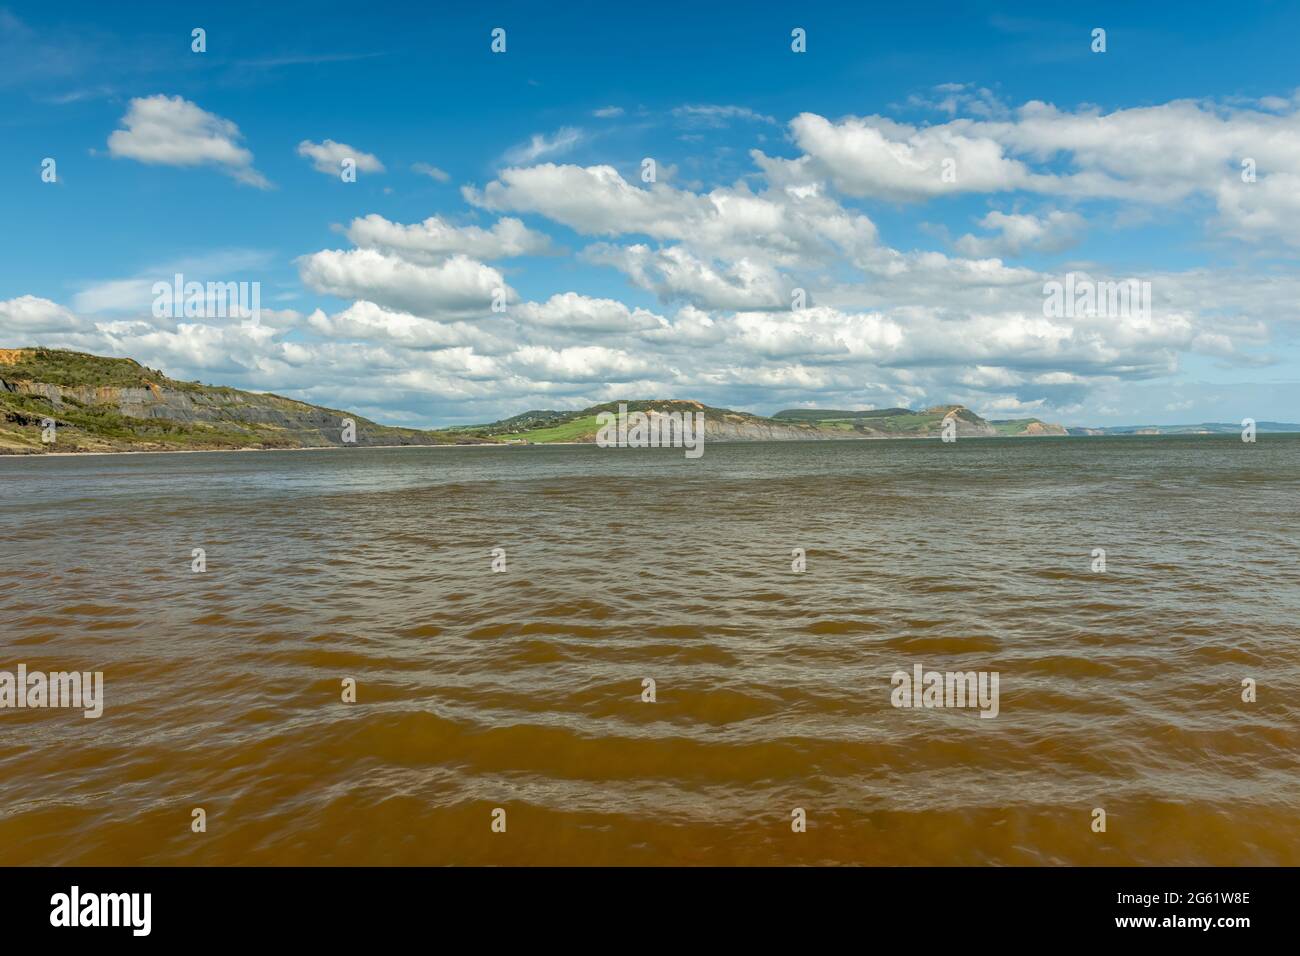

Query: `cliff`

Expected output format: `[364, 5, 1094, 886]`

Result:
[458, 399, 1068, 443]
[0, 348, 480, 454]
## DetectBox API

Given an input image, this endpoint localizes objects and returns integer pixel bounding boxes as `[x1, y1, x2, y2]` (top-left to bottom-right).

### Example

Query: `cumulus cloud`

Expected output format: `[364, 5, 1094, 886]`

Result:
[107, 95, 270, 188]
[790, 111, 1036, 199]
[297, 206, 543, 320]
[954, 210, 1084, 257]
[0, 295, 82, 333]
[465, 163, 702, 236]
[505, 344, 655, 383]
[513, 293, 666, 333]
[297, 139, 385, 176]
[584, 243, 791, 311]
[343, 214, 553, 263]
[465, 162, 878, 268]
[306, 301, 501, 351]
[792, 97, 1300, 246]
[297, 249, 509, 318]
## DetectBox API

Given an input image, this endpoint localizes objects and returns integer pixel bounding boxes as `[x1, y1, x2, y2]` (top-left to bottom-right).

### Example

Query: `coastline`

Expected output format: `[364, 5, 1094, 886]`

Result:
[3, 431, 1273, 461]
[0, 435, 1018, 458]
[0, 442, 518, 459]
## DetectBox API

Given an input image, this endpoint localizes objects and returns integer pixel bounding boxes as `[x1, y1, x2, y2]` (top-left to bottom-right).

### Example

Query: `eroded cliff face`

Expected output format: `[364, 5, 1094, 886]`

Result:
[10, 379, 354, 431]
[701, 414, 846, 442]
[920, 405, 998, 438]
[697, 415, 985, 440]
[702, 408, 993, 444]
[0, 365, 473, 453]
[562, 404, 1005, 442]
[1018, 421, 1069, 436]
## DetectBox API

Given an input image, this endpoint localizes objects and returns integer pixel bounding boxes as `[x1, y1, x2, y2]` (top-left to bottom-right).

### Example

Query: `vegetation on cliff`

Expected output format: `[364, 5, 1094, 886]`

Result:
[0, 348, 477, 453]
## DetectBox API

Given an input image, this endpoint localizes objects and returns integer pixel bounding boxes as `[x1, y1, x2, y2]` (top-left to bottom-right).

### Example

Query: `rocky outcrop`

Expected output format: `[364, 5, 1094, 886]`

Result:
[921, 405, 998, 438]
[702, 413, 844, 442]
[1018, 421, 1069, 436]
[0, 348, 482, 453]
[13, 379, 348, 431]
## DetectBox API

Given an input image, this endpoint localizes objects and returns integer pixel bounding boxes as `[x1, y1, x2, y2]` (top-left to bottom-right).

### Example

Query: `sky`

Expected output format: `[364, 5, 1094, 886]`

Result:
[2, 0, 1299, 428]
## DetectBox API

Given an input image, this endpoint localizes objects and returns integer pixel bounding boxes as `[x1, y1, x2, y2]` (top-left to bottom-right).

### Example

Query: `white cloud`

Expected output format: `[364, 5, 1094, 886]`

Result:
[0, 296, 82, 334]
[904, 83, 1009, 119]
[297, 139, 385, 176]
[792, 98, 1300, 246]
[297, 249, 509, 318]
[503, 127, 584, 165]
[592, 106, 624, 118]
[954, 210, 1084, 257]
[672, 104, 777, 127]
[71, 278, 156, 315]
[343, 214, 552, 263]
[584, 243, 790, 311]
[466, 163, 702, 236]
[505, 344, 654, 383]
[107, 95, 270, 188]
[465, 162, 878, 268]
[411, 162, 450, 182]
[71, 249, 275, 315]
[790, 111, 1035, 199]
[513, 293, 666, 333]
[306, 301, 500, 351]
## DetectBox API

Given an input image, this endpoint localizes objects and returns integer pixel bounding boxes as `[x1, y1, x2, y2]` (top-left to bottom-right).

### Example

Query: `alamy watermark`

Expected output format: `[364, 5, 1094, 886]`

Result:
[0, 665, 103, 718]
[152, 273, 261, 327]
[890, 663, 1000, 718]
[1043, 272, 1150, 320]
[595, 403, 705, 459]
[50, 886, 150, 936]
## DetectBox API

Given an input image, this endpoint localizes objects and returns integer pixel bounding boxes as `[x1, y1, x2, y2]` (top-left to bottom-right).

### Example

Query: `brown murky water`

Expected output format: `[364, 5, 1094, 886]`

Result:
[1, 436, 1297, 865]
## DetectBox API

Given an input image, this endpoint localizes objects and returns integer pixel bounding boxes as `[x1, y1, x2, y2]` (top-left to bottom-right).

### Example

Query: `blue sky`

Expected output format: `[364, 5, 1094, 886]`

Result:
[2, 1, 1298, 427]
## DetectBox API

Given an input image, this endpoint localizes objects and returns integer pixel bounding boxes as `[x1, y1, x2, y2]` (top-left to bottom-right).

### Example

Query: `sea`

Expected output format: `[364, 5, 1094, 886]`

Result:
[1, 435, 1296, 864]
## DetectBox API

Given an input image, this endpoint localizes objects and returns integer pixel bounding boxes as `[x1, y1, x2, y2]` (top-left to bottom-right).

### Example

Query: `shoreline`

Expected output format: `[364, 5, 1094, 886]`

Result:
[0, 430, 1278, 461]
[0, 441, 518, 459]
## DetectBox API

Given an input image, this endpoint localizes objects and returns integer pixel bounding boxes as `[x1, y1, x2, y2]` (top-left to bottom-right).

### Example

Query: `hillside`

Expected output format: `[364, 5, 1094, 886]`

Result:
[459, 400, 1067, 442]
[0, 348, 481, 454]
[1, 348, 1073, 455]
[451, 399, 844, 442]
[772, 406, 1067, 437]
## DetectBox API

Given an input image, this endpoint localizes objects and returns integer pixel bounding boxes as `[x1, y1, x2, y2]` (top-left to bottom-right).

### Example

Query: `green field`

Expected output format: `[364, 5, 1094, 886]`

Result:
[508, 415, 602, 443]
[991, 419, 1034, 435]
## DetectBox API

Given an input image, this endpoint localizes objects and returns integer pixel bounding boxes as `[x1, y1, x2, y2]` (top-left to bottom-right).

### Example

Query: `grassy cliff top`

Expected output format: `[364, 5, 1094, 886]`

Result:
[0, 348, 198, 390]
[454, 399, 764, 438]
[772, 407, 912, 420]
